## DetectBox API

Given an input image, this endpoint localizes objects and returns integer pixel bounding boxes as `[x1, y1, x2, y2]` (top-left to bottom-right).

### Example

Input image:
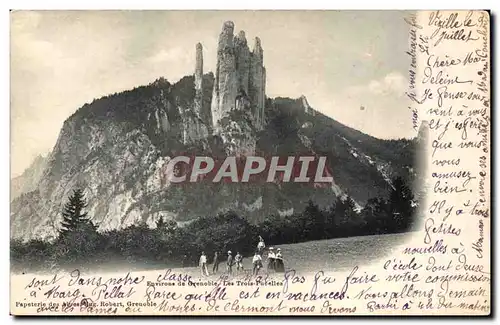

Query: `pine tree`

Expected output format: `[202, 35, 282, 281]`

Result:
[330, 195, 359, 236]
[362, 197, 389, 234]
[156, 215, 166, 230]
[302, 199, 324, 240]
[324, 203, 336, 238]
[59, 189, 91, 238]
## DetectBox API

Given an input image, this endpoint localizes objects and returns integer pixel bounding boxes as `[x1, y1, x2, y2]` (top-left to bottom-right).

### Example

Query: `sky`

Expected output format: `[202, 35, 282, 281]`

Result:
[11, 10, 415, 177]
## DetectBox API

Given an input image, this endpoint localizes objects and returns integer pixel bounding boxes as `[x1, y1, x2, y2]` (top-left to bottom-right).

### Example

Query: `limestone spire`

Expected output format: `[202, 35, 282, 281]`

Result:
[249, 36, 265, 129]
[235, 30, 250, 96]
[211, 21, 238, 129]
[194, 42, 204, 118]
[210, 21, 266, 131]
[195, 43, 203, 77]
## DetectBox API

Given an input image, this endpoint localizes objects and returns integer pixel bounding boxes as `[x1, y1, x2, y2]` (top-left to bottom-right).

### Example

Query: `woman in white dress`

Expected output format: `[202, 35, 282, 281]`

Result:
[275, 248, 285, 273]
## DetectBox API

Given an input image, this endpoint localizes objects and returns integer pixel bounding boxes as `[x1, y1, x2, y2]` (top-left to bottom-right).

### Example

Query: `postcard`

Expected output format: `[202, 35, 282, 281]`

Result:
[10, 10, 490, 316]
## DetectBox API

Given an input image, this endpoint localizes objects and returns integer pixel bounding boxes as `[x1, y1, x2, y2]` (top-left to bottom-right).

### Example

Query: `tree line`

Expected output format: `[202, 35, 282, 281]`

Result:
[10, 177, 417, 272]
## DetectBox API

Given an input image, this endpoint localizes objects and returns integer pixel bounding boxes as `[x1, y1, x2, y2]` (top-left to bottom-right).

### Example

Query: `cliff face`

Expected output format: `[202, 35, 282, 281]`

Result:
[218, 110, 257, 157]
[178, 105, 209, 146]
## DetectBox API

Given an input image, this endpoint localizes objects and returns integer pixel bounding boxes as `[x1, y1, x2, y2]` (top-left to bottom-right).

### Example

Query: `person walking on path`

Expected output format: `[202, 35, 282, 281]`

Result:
[227, 251, 234, 275]
[275, 248, 285, 273]
[199, 251, 209, 277]
[257, 235, 265, 254]
[235, 252, 244, 272]
[252, 252, 263, 276]
[212, 251, 220, 274]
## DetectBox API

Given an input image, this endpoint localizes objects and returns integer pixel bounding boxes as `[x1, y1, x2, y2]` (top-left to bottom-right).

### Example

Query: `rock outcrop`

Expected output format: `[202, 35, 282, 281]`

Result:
[147, 90, 170, 134]
[300, 95, 315, 116]
[211, 21, 266, 133]
[178, 104, 209, 146]
[218, 110, 257, 157]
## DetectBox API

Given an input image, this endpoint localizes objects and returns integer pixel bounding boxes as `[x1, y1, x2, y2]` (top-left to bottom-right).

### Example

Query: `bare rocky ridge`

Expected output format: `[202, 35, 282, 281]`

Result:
[10, 154, 47, 201]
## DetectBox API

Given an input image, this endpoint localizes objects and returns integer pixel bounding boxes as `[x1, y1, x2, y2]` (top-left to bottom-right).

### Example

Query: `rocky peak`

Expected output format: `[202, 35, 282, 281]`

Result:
[223, 20, 235, 31]
[300, 95, 309, 106]
[195, 43, 203, 74]
[252, 37, 263, 62]
[300, 95, 315, 115]
[151, 77, 171, 89]
[11, 154, 48, 201]
[235, 30, 247, 44]
[218, 21, 235, 54]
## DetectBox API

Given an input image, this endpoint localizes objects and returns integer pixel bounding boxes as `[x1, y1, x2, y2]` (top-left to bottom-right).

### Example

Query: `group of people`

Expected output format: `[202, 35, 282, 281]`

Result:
[199, 250, 245, 277]
[252, 246, 284, 275]
[252, 235, 285, 275]
[198, 235, 285, 277]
